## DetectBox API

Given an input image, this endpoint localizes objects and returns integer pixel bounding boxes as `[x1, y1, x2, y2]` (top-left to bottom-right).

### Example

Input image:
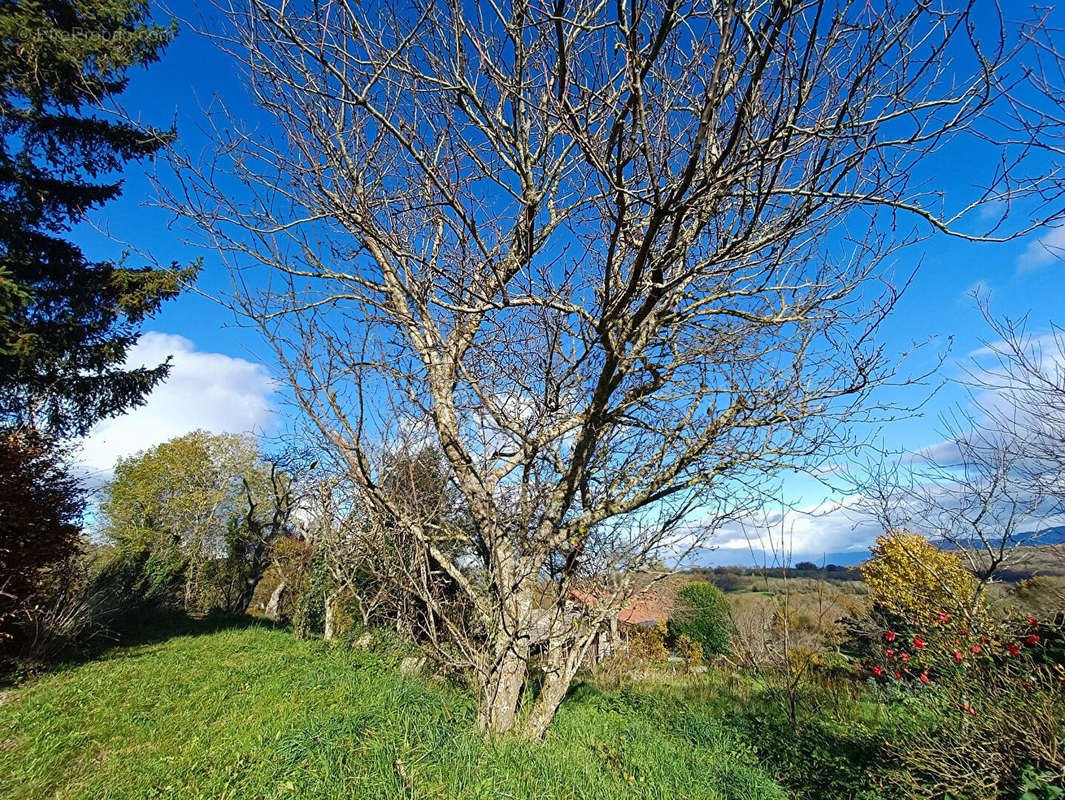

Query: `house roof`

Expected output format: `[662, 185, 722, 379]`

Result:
[617, 592, 670, 626]
[567, 587, 672, 627]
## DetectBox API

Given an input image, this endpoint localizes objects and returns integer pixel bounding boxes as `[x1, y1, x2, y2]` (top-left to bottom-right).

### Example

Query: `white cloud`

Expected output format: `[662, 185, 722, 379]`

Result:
[76, 332, 277, 484]
[707, 498, 880, 560]
[979, 200, 1007, 222]
[1017, 226, 1065, 273]
[904, 437, 964, 466]
[966, 331, 1065, 428]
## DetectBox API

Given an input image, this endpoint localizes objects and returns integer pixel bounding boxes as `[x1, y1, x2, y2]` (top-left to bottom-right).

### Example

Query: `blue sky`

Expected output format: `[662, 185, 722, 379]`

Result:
[71, 0, 1065, 562]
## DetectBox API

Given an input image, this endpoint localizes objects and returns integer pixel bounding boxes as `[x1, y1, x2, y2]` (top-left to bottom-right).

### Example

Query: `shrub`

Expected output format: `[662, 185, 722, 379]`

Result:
[292, 546, 333, 638]
[670, 581, 735, 657]
[883, 664, 1065, 799]
[628, 623, 670, 665]
[859, 610, 1065, 797]
[271, 535, 314, 623]
[1013, 577, 1065, 620]
[866, 610, 1064, 682]
[0, 427, 84, 650]
[594, 624, 670, 686]
[861, 532, 982, 626]
[712, 571, 744, 592]
[676, 634, 704, 670]
[15, 554, 104, 665]
[725, 686, 897, 800]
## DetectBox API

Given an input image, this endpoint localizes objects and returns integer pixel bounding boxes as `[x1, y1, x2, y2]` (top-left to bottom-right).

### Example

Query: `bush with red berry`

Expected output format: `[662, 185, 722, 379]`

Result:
[861, 611, 1065, 798]
[864, 610, 1063, 687]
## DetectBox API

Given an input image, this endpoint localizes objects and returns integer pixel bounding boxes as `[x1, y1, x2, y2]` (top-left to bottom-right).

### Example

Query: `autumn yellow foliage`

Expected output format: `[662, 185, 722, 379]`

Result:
[861, 532, 982, 624]
[627, 623, 670, 665]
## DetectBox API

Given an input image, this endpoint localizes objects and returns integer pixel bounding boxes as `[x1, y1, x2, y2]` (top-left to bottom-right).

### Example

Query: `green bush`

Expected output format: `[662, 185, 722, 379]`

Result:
[669, 581, 735, 657]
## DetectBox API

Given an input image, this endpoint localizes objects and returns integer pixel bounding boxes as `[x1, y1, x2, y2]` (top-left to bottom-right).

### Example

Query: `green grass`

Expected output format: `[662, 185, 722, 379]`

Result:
[0, 617, 788, 800]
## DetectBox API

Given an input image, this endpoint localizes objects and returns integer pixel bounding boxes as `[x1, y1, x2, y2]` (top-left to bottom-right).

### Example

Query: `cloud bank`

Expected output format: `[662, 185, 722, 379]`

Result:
[705, 498, 881, 562]
[76, 332, 276, 484]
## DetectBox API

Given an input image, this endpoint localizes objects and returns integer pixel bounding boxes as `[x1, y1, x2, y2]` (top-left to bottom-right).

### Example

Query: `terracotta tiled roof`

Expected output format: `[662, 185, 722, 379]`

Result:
[567, 587, 672, 626]
[617, 592, 670, 626]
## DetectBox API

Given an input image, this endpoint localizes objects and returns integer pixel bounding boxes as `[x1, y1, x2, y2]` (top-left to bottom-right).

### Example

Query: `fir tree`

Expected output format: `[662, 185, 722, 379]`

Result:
[0, 0, 197, 437]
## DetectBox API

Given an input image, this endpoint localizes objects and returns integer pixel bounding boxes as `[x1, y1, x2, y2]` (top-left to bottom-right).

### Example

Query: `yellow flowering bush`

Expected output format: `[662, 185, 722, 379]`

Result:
[861, 532, 982, 625]
[627, 623, 670, 665]
[676, 634, 704, 669]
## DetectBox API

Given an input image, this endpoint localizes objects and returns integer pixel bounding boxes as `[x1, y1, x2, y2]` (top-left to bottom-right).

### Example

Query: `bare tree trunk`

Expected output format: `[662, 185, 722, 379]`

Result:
[472, 550, 538, 734]
[525, 664, 575, 740]
[264, 581, 286, 622]
[525, 678, 569, 741]
[524, 631, 595, 740]
[476, 644, 529, 734]
[323, 592, 337, 642]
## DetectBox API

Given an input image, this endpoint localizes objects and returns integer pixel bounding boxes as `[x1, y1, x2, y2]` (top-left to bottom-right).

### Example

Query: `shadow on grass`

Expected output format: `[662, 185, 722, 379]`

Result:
[109, 610, 288, 648]
[706, 683, 893, 800]
[1, 611, 290, 688]
[573, 672, 892, 800]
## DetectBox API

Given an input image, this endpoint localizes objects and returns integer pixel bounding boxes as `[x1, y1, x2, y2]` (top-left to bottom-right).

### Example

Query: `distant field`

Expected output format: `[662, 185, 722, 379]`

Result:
[0, 617, 789, 800]
[970, 543, 1065, 579]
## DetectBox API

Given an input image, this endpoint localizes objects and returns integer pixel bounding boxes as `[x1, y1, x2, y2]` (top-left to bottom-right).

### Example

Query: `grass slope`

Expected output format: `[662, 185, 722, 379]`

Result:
[0, 617, 787, 800]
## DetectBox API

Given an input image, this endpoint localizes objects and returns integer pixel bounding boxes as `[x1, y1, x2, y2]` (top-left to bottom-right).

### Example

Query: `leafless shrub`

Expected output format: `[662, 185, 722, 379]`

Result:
[885, 667, 1065, 800]
[17, 556, 112, 667]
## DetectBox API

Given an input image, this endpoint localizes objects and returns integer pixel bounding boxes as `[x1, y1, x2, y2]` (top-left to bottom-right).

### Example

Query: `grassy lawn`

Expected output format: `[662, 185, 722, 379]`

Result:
[0, 617, 789, 800]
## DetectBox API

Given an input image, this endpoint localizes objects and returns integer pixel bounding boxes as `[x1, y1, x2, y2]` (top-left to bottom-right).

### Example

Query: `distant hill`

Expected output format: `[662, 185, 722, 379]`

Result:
[692, 527, 1065, 571]
[689, 547, 870, 569]
[933, 525, 1065, 550]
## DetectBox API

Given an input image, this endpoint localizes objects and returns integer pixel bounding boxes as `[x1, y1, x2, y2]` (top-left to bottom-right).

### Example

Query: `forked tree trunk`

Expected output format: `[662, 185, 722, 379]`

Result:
[475, 644, 529, 734]
[524, 676, 570, 740]
[523, 633, 594, 740]
[472, 553, 536, 734]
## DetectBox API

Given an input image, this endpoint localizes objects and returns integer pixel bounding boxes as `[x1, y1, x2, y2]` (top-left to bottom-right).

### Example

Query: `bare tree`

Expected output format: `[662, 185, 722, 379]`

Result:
[854, 418, 1050, 622]
[167, 0, 1057, 736]
[297, 472, 371, 638]
[851, 294, 1065, 620]
[1001, 13, 1065, 162]
[973, 305, 1065, 509]
[305, 452, 460, 640]
[235, 448, 316, 613]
